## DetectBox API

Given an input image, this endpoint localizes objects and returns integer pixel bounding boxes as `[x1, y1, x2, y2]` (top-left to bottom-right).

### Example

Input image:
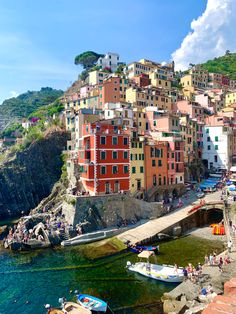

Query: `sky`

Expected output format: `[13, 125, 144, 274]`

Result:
[0, 0, 234, 103]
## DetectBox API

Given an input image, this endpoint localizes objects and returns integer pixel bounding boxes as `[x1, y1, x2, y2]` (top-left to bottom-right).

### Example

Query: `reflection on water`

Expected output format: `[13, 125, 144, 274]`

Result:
[0, 235, 224, 314]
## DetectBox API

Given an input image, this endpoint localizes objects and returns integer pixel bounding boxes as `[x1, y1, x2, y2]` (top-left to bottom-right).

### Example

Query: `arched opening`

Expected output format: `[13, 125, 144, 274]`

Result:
[206, 208, 223, 225]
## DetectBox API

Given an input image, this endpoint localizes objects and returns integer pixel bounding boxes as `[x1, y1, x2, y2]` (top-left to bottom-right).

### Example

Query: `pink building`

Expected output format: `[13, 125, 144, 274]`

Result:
[174, 100, 204, 122]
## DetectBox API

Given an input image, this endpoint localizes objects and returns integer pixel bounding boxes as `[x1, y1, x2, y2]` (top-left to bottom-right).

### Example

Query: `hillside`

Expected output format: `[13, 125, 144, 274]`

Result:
[0, 87, 63, 131]
[201, 52, 236, 80]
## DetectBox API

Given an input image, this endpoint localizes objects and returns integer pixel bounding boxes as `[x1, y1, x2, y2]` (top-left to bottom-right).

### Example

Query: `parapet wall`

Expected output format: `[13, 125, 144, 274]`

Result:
[62, 194, 164, 232]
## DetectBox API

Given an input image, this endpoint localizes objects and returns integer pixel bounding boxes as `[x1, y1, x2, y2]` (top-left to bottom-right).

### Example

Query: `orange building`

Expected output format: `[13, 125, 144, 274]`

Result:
[144, 140, 168, 193]
[78, 122, 130, 195]
[99, 76, 128, 107]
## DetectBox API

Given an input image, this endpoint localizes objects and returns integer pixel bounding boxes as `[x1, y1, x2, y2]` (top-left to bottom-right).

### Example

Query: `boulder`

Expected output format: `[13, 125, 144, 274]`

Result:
[0, 225, 8, 239]
[163, 296, 188, 314]
[163, 280, 200, 301]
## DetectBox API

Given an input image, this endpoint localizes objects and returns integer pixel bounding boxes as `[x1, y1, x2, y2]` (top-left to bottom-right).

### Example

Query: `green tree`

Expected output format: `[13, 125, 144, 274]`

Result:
[74, 51, 104, 69]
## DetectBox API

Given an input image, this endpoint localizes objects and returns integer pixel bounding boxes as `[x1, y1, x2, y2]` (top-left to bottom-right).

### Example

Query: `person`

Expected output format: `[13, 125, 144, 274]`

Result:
[196, 263, 202, 275]
[213, 252, 217, 265]
[174, 264, 178, 274]
[228, 239, 233, 253]
[183, 267, 188, 280]
[206, 284, 213, 294]
[204, 255, 209, 265]
[209, 254, 213, 266]
[201, 287, 207, 296]
[218, 257, 223, 272]
[229, 219, 233, 227]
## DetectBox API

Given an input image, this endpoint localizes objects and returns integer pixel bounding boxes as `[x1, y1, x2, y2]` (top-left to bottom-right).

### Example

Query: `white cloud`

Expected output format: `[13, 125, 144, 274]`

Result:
[9, 91, 19, 98]
[172, 0, 236, 70]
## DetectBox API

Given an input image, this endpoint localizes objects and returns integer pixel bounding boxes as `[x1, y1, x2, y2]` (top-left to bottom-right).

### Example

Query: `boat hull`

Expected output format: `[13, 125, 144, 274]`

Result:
[77, 294, 107, 312]
[128, 262, 184, 283]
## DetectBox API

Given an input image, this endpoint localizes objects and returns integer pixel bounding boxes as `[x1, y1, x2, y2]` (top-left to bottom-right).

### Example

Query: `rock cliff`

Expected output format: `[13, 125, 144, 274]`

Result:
[0, 131, 68, 219]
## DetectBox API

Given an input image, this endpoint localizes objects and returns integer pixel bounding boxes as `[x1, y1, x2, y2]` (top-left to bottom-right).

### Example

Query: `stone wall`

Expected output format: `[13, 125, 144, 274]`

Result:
[0, 131, 68, 219]
[62, 194, 164, 232]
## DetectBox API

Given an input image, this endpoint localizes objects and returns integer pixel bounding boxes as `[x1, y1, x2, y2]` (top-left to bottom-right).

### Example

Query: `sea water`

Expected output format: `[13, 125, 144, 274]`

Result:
[0, 235, 224, 314]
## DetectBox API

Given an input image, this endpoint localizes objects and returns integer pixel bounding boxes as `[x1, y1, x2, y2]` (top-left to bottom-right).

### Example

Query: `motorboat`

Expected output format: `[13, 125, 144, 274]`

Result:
[127, 261, 184, 283]
[61, 228, 121, 246]
[127, 251, 184, 283]
[63, 302, 92, 314]
[129, 245, 159, 254]
[77, 294, 107, 312]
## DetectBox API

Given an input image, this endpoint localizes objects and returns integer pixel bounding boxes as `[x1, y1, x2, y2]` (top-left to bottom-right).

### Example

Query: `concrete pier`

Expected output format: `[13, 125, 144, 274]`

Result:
[117, 191, 223, 245]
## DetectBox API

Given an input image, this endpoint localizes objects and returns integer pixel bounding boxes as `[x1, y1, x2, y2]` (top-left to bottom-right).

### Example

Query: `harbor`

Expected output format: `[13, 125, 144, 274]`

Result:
[0, 221, 226, 314]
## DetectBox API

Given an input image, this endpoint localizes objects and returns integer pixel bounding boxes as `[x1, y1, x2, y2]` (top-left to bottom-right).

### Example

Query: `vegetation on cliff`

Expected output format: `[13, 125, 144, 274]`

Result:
[201, 51, 236, 80]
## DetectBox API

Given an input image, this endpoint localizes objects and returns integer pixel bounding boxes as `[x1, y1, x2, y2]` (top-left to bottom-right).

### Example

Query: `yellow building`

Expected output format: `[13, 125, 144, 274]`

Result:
[133, 108, 146, 135]
[88, 70, 109, 85]
[149, 70, 171, 90]
[180, 116, 197, 164]
[126, 86, 171, 110]
[130, 137, 145, 194]
[181, 66, 209, 99]
[225, 92, 236, 106]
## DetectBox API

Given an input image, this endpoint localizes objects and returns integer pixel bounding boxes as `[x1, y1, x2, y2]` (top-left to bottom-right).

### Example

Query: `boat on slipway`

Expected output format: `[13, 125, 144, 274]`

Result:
[127, 251, 184, 283]
[77, 294, 107, 312]
[61, 228, 122, 247]
[129, 245, 159, 254]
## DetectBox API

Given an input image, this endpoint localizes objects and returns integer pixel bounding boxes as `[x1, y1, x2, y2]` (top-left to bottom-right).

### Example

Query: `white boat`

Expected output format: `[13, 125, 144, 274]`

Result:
[127, 251, 184, 283]
[127, 261, 184, 283]
[61, 228, 121, 246]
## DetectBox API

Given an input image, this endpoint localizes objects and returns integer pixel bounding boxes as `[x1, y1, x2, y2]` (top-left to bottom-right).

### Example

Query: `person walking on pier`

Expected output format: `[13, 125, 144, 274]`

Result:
[227, 239, 232, 253]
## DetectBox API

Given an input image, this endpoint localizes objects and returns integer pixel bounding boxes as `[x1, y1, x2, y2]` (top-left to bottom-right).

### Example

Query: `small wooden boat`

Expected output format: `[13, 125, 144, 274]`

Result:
[129, 245, 159, 254]
[47, 309, 64, 314]
[77, 294, 107, 312]
[63, 302, 91, 314]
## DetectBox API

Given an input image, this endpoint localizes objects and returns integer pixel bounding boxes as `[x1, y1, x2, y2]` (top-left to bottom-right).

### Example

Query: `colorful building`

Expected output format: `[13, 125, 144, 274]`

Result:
[130, 137, 145, 194]
[77, 122, 130, 195]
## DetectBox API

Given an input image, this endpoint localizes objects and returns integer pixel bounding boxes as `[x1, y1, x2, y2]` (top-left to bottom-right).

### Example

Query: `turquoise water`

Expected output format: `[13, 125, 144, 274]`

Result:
[0, 233, 225, 314]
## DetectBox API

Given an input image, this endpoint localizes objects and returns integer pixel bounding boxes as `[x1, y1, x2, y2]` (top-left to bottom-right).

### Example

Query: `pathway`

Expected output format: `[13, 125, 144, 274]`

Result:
[117, 191, 222, 245]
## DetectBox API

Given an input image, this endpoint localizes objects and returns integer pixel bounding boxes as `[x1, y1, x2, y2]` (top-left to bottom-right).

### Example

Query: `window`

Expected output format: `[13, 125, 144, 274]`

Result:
[123, 137, 128, 145]
[124, 165, 129, 174]
[152, 159, 156, 167]
[101, 151, 106, 160]
[142, 154, 144, 160]
[100, 136, 106, 145]
[132, 167, 136, 174]
[139, 142, 142, 148]
[214, 155, 218, 162]
[206, 128, 209, 134]
[207, 145, 211, 150]
[215, 136, 219, 142]
[112, 166, 118, 174]
[112, 137, 118, 145]
[124, 151, 128, 159]
[159, 176, 162, 185]
[158, 160, 162, 167]
[215, 145, 218, 150]
[207, 136, 210, 142]
[153, 175, 157, 186]
[171, 163, 174, 169]
[113, 151, 118, 159]
[101, 166, 106, 175]
[140, 166, 144, 173]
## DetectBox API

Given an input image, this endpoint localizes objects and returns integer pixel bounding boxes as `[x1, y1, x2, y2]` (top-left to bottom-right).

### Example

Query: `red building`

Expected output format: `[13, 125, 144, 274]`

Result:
[78, 122, 130, 195]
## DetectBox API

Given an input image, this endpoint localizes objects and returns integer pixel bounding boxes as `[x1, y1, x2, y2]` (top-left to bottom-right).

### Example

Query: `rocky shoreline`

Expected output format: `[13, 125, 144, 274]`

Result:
[162, 242, 236, 314]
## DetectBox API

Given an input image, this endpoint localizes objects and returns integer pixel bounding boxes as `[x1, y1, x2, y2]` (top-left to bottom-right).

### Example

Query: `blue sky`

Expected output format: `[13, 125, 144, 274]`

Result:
[0, 0, 208, 103]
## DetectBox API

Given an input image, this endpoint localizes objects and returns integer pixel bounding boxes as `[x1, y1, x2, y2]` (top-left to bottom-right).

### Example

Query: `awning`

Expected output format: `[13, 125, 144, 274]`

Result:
[138, 251, 155, 259]
[230, 166, 236, 172]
